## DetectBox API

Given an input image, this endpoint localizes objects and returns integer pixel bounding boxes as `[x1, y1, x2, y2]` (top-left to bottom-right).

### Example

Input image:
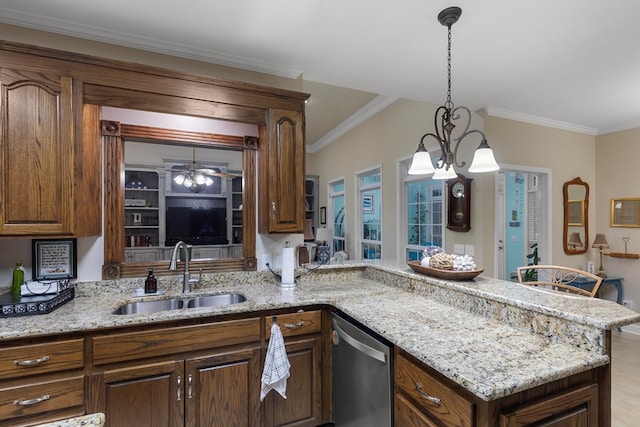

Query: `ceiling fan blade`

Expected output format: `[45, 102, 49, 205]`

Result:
[196, 168, 236, 179]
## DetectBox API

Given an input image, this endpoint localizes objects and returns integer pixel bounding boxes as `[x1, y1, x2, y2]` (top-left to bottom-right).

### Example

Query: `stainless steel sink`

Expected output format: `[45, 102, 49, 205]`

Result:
[114, 298, 184, 315]
[186, 293, 246, 308]
[114, 293, 246, 315]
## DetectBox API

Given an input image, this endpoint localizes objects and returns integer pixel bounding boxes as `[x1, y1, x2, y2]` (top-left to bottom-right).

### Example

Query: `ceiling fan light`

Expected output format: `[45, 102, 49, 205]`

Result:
[173, 174, 186, 185]
[195, 173, 206, 185]
[183, 176, 193, 188]
[468, 141, 500, 173]
[204, 176, 214, 186]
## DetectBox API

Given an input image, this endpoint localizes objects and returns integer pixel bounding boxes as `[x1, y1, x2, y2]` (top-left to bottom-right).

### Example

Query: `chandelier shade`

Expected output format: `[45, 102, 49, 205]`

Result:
[408, 6, 500, 179]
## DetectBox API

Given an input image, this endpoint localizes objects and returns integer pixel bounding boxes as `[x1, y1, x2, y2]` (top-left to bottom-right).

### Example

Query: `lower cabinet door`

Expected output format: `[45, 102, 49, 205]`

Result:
[185, 346, 262, 427]
[92, 360, 185, 427]
[500, 384, 598, 427]
[264, 337, 323, 427]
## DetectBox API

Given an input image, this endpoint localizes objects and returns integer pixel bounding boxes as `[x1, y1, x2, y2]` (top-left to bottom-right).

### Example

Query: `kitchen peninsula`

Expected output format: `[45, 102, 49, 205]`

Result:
[1, 262, 638, 426]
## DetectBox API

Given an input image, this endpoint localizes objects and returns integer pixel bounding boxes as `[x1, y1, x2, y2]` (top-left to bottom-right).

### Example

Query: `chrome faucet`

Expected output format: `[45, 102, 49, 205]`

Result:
[169, 241, 201, 293]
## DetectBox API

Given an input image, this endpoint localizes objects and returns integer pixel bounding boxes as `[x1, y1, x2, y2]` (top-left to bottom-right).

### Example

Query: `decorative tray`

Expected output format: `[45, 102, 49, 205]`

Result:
[407, 261, 484, 280]
[0, 287, 75, 318]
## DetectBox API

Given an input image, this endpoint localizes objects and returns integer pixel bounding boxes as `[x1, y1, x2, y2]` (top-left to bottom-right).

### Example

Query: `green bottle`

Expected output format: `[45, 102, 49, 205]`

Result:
[12, 262, 24, 297]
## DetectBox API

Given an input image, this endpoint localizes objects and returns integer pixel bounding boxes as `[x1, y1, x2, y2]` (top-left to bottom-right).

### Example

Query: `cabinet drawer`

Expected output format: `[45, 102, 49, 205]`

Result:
[0, 375, 84, 422]
[395, 353, 473, 427]
[0, 339, 84, 379]
[395, 392, 439, 427]
[266, 310, 322, 339]
[92, 317, 260, 365]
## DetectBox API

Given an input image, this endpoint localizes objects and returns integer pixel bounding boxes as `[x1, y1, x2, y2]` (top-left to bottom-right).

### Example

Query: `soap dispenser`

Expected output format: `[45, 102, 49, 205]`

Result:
[144, 269, 157, 294]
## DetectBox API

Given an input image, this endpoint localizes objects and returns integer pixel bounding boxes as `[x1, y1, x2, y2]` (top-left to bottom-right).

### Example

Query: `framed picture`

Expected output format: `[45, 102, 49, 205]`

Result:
[567, 200, 584, 226]
[320, 206, 327, 225]
[363, 194, 374, 212]
[611, 198, 640, 227]
[32, 238, 78, 280]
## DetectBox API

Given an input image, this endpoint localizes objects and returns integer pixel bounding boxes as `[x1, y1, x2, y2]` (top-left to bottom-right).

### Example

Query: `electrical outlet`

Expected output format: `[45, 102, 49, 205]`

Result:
[622, 300, 634, 310]
[260, 253, 272, 271]
[464, 244, 475, 257]
[453, 244, 465, 255]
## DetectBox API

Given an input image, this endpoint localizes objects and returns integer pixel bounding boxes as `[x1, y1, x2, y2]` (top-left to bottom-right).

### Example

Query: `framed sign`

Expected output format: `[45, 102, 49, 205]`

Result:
[320, 206, 327, 225]
[32, 238, 78, 280]
[611, 198, 640, 227]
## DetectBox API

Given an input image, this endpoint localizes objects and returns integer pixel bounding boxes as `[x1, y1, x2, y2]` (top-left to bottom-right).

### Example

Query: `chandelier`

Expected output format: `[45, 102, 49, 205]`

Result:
[173, 147, 234, 190]
[408, 6, 499, 179]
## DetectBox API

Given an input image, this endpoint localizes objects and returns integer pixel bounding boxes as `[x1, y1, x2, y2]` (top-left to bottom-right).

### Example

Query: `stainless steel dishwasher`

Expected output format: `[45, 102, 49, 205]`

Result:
[331, 312, 392, 426]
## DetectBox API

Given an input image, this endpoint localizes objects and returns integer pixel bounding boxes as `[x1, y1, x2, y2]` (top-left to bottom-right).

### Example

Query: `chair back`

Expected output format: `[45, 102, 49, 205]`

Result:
[516, 265, 603, 297]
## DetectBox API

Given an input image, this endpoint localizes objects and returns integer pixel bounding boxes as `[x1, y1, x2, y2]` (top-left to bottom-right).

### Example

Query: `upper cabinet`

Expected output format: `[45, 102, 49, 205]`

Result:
[259, 109, 306, 234]
[0, 68, 73, 235]
[0, 65, 101, 237]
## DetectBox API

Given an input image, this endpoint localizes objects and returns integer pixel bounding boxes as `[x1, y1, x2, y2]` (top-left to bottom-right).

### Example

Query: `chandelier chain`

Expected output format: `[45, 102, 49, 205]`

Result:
[446, 24, 453, 110]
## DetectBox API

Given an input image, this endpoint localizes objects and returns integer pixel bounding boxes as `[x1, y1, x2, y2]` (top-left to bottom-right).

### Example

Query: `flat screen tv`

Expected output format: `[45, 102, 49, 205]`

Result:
[165, 197, 228, 246]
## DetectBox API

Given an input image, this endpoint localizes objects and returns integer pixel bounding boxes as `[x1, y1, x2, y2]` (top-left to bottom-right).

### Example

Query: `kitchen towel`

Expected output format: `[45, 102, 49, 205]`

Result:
[260, 322, 290, 401]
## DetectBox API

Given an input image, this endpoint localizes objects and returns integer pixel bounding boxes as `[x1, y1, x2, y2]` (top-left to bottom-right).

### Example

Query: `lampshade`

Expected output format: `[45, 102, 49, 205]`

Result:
[432, 164, 457, 180]
[568, 232, 583, 249]
[303, 219, 315, 241]
[592, 233, 609, 249]
[408, 148, 435, 175]
[315, 228, 333, 245]
[467, 140, 500, 173]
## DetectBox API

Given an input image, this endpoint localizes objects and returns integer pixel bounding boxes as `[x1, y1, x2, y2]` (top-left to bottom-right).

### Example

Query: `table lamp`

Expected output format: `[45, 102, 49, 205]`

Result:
[592, 233, 609, 278]
[568, 232, 583, 251]
[315, 228, 333, 264]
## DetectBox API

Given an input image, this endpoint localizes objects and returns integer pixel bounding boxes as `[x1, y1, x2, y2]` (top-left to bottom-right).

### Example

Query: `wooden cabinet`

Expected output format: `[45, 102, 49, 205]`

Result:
[264, 310, 326, 427]
[395, 351, 473, 427]
[186, 347, 262, 426]
[259, 109, 306, 234]
[500, 384, 599, 427]
[0, 65, 100, 237]
[0, 338, 85, 426]
[91, 318, 262, 427]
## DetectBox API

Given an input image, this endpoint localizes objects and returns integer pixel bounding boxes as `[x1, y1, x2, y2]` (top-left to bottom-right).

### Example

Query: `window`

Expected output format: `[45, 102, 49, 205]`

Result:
[400, 159, 444, 261]
[357, 168, 382, 260]
[329, 179, 346, 253]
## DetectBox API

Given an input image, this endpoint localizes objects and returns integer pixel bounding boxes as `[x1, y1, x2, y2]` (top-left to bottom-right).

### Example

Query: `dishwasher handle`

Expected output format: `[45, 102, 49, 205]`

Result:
[332, 322, 387, 363]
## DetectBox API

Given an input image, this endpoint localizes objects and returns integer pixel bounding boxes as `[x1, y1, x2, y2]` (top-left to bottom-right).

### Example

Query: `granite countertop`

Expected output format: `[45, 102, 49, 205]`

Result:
[1, 262, 639, 401]
[32, 413, 105, 427]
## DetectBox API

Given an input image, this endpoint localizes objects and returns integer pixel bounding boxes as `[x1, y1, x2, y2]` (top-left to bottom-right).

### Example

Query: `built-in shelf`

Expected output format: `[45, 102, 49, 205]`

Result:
[606, 252, 640, 259]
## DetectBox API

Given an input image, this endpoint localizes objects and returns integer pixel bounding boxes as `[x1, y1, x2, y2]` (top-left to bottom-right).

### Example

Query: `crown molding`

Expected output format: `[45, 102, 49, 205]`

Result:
[307, 96, 399, 153]
[485, 106, 598, 136]
[0, 9, 302, 79]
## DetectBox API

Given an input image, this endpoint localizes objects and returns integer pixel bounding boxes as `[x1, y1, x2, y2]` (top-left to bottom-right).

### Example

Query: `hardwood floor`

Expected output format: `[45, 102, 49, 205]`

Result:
[612, 331, 640, 426]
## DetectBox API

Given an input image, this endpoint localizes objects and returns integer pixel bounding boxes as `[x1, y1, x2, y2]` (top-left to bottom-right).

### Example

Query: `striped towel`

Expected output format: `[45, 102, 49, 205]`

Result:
[260, 323, 291, 401]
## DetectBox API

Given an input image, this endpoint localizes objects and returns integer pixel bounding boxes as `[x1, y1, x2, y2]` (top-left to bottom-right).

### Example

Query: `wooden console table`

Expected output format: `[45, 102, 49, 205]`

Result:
[571, 276, 623, 305]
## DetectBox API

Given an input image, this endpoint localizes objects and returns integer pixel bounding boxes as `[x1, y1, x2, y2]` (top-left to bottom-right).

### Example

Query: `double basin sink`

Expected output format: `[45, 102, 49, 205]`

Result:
[114, 293, 246, 315]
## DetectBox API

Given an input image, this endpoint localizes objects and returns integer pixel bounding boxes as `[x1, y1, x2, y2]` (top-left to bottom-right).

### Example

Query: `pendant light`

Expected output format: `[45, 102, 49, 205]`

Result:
[408, 6, 500, 179]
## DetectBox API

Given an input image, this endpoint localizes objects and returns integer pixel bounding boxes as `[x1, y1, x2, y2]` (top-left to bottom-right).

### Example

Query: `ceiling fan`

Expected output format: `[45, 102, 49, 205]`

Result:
[171, 147, 236, 189]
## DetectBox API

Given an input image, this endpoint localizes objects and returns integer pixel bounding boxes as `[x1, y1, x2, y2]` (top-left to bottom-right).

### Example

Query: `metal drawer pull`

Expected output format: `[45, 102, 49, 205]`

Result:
[13, 356, 50, 366]
[284, 321, 305, 329]
[177, 376, 181, 401]
[14, 394, 50, 406]
[415, 382, 441, 406]
[188, 374, 193, 399]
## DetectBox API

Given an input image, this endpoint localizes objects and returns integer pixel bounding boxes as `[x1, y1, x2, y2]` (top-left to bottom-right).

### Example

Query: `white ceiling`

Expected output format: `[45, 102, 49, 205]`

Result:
[1, 0, 639, 144]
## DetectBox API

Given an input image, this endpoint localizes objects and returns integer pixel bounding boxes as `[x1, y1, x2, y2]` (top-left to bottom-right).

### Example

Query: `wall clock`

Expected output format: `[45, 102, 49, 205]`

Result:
[446, 174, 472, 232]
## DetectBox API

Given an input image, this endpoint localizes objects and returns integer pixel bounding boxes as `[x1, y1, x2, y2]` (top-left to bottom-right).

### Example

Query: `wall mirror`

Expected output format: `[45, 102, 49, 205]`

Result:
[611, 198, 640, 227]
[563, 177, 589, 255]
[101, 120, 257, 279]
